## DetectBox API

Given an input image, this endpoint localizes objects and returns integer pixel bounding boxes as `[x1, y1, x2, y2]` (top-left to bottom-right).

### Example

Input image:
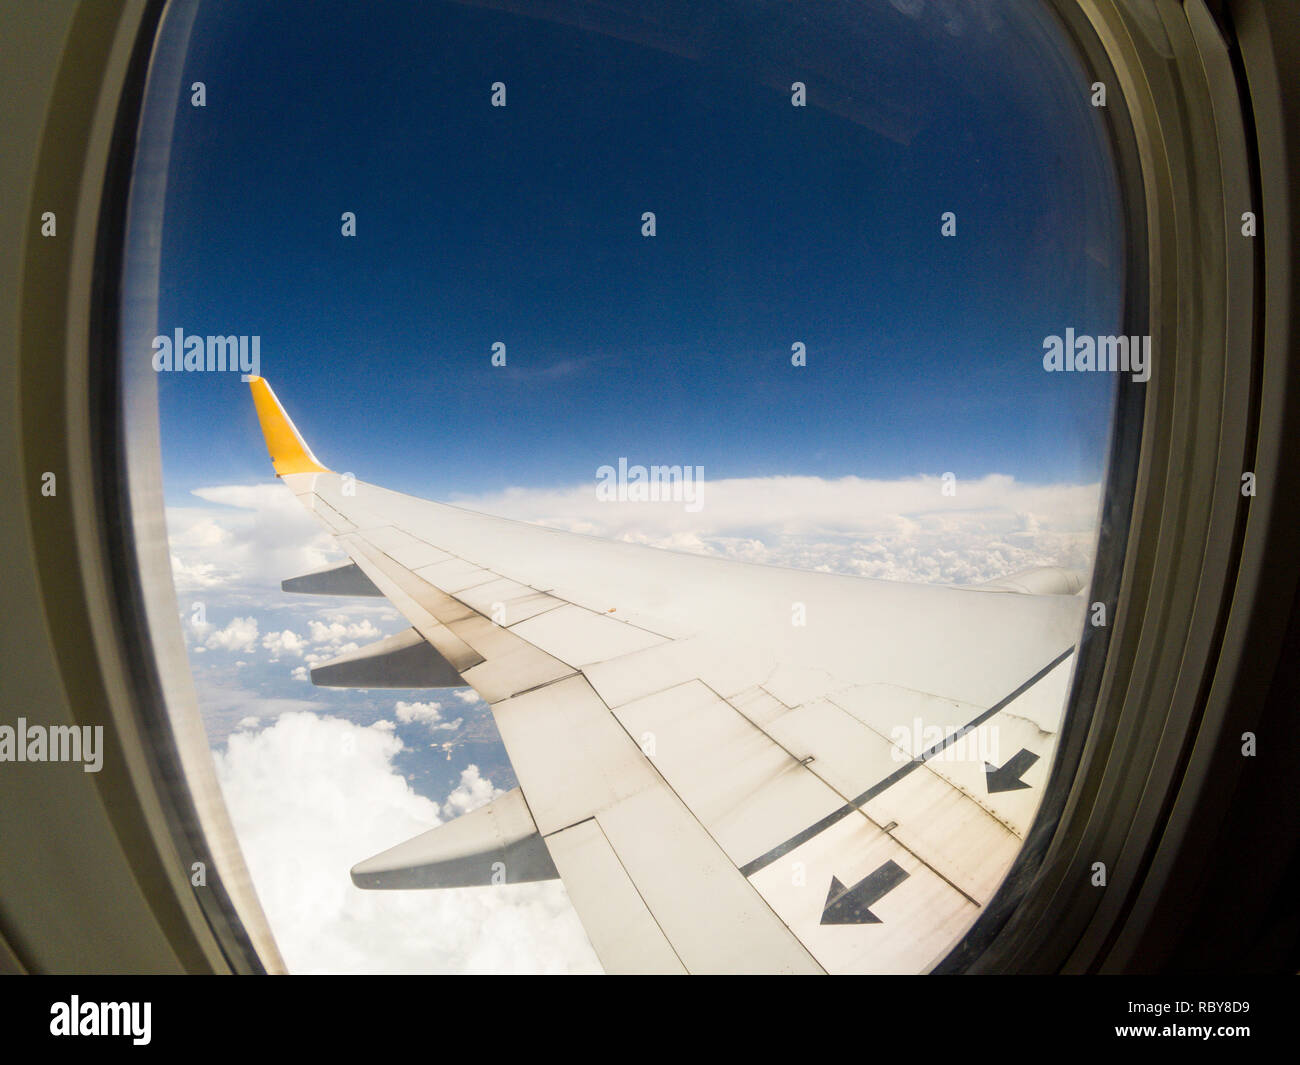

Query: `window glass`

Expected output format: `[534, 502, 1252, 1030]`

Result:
[130, 0, 1127, 973]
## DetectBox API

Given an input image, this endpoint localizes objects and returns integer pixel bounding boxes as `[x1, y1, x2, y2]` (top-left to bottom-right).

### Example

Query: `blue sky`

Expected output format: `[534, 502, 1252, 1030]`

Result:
[153, 0, 1125, 504]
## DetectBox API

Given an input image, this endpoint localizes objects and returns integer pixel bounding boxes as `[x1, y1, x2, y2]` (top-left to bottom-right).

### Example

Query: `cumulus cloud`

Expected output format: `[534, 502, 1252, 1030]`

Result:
[262, 628, 307, 660]
[395, 700, 462, 734]
[170, 552, 225, 590]
[181, 603, 214, 641]
[167, 483, 336, 594]
[212, 712, 600, 974]
[453, 689, 483, 706]
[204, 616, 260, 653]
[394, 700, 443, 726]
[303, 644, 358, 669]
[441, 765, 500, 821]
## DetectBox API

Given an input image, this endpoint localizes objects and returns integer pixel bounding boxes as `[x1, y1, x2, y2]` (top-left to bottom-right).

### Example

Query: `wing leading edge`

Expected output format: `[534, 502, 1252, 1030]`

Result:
[246, 377, 1087, 973]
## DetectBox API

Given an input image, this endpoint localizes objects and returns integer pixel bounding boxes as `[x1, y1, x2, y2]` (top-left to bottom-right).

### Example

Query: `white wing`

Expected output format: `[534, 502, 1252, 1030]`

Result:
[248, 377, 1086, 974]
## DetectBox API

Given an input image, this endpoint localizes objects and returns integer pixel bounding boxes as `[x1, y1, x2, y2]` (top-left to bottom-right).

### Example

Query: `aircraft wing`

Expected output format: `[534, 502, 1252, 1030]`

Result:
[248, 377, 1087, 974]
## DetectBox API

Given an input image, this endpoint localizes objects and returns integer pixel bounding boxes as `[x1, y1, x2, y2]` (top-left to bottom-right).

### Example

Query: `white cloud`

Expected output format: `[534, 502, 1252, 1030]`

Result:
[204, 616, 260, 653]
[262, 628, 307, 660]
[453, 473, 1101, 585]
[212, 713, 600, 974]
[394, 700, 462, 734]
[308, 618, 383, 646]
[453, 689, 482, 705]
[441, 765, 500, 821]
[170, 552, 225, 591]
[304, 643, 358, 668]
[167, 483, 336, 594]
[395, 700, 443, 726]
[184, 607, 213, 640]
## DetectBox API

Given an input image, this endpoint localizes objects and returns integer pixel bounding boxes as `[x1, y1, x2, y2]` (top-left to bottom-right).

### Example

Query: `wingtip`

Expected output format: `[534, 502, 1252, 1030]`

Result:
[248, 376, 330, 476]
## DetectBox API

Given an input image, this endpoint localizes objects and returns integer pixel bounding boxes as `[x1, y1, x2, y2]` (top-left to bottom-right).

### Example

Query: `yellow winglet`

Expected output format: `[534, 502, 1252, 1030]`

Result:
[248, 376, 330, 475]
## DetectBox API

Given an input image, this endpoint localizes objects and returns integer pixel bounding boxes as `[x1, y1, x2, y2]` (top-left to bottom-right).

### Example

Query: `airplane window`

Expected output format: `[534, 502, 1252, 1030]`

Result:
[121, 0, 1136, 973]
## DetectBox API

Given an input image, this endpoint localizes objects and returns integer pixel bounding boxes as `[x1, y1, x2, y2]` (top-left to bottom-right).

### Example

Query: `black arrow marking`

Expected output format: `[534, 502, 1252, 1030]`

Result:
[820, 860, 909, 925]
[984, 748, 1039, 793]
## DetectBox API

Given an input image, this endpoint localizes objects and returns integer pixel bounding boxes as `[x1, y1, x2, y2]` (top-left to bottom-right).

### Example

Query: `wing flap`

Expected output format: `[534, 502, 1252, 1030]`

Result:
[612, 679, 847, 869]
[491, 674, 660, 834]
[589, 784, 824, 974]
[745, 812, 979, 974]
[544, 819, 686, 974]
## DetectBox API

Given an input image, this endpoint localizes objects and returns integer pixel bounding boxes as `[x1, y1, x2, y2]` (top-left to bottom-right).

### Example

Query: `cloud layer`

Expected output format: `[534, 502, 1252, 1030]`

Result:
[456, 472, 1102, 584]
[214, 712, 600, 974]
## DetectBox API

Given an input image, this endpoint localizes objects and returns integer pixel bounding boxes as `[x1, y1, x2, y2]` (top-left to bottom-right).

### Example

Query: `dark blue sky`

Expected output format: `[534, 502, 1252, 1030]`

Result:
[150, 0, 1126, 502]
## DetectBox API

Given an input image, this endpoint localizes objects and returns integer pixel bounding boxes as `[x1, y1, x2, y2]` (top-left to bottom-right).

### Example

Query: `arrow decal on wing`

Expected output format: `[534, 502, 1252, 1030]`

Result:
[820, 860, 909, 925]
[984, 748, 1040, 793]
